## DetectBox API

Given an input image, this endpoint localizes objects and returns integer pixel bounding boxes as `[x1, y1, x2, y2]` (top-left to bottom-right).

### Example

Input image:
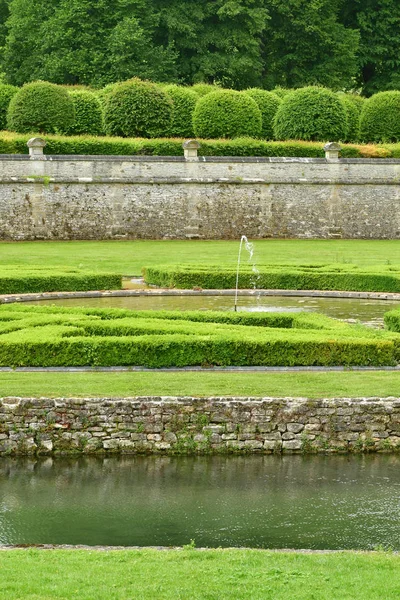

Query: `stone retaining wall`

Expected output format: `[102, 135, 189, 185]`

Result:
[1, 396, 399, 456]
[1, 154, 400, 239]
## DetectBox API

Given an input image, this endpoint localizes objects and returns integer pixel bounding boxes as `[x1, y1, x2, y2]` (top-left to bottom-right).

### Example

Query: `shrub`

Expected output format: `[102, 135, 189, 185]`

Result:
[65, 90, 103, 136]
[191, 83, 221, 97]
[273, 86, 347, 141]
[143, 264, 400, 293]
[0, 84, 18, 130]
[338, 94, 364, 143]
[244, 89, 281, 139]
[164, 85, 198, 137]
[359, 91, 400, 143]
[0, 267, 121, 294]
[193, 90, 262, 139]
[103, 78, 173, 138]
[95, 83, 118, 108]
[0, 304, 396, 368]
[7, 81, 75, 134]
[272, 87, 292, 99]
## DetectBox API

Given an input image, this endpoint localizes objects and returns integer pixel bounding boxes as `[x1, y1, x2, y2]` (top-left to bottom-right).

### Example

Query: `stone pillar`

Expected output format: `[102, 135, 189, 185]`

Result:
[183, 140, 201, 161]
[323, 142, 341, 161]
[27, 137, 47, 160]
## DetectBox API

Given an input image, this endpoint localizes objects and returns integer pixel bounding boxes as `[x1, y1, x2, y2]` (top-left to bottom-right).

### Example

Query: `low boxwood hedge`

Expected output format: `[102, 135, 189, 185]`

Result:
[143, 264, 400, 293]
[0, 268, 121, 294]
[0, 304, 396, 367]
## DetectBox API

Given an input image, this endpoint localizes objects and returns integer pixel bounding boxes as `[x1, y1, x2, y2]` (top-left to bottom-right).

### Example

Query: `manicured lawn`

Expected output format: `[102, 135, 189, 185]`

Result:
[1, 239, 400, 275]
[0, 548, 399, 599]
[1, 370, 400, 398]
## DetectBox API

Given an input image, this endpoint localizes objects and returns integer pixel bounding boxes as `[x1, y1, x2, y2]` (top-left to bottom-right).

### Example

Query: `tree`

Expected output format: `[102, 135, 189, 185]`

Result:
[260, 0, 359, 91]
[341, 0, 400, 95]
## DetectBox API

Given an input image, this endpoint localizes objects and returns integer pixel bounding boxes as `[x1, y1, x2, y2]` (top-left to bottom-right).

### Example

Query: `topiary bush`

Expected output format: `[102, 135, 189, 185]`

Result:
[359, 91, 400, 143]
[103, 78, 173, 138]
[7, 81, 75, 134]
[338, 94, 364, 143]
[244, 89, 281, 139]
[191, 83, 221, 97]
[0, 84, 18, 131]
[164, 85, 198, 137]
[193, 90, 262, 139]
[273, 86, 347, 141]
[272, 87, 292, 99]
[65, 90, 103, 135]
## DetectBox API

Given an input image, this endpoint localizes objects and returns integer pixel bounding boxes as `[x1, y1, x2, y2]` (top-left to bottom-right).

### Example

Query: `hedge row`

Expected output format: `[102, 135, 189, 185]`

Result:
[0, 268, 121, 294]
[0, 132, 397, 158]
[0, 305, 396, 367]
[143, 265, 400, 293]
[384, 310, 400, 332]
[3, 79, 399, 144]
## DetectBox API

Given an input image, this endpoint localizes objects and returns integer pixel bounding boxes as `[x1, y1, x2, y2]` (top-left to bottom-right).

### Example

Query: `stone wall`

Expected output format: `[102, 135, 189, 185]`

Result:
[1, 396, 399, 456]
[1, 154, 400, 239]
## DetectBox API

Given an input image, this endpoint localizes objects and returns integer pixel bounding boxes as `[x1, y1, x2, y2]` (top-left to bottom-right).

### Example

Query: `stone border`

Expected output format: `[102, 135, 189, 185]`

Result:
[1, 287, 400, 304]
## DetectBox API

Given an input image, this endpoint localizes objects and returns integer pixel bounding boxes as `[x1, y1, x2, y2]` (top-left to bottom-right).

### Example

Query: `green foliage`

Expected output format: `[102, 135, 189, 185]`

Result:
[191, 84, 221, 97]
[164, 85, 198, 138]
[338, 94, 365, 143]
[65, 90, 103, 136]
[7, 81, 75, 134]
[0, 267, 121, 294]
[103, 79, 173, 138]
[273, 87, 347, 141]
[0, 304, 396, 368]
[193, 90, 262, 139]
[244, 89, 281, 139]
[143, 264, 400, 293]
[359, 92, 400, 143]
[384, 309, 400, 332]
[0, 83, 18, 130]
[272, 87, 292, 99]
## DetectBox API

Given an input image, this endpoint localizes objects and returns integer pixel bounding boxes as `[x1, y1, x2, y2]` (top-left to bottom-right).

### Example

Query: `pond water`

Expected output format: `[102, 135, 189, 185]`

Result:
[27, 294, 400, 325]
[1, 455, 400, 550]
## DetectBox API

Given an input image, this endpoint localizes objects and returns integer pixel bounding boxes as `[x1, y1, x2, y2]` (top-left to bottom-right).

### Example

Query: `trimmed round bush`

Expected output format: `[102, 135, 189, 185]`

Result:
[96, 83, 118, 108]
[65, 90, 103, 135]
[164, 85, 198, 137]
[244, 89, 281, 139]
[7, 81, 75, 134]
[272, 87, 292, 99]
[191, 83, 221, 97]
[0, 84, 18, 130]
[273, 86, 347, 141]
[338, 94, 364, 143]
[103, 78, 173, 138]
[359, 91, 400, 143]
[193, 90, 262, 139]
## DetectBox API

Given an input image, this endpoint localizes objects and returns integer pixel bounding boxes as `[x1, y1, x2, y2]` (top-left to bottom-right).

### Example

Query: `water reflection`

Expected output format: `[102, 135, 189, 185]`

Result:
[0, 455, 399, 550]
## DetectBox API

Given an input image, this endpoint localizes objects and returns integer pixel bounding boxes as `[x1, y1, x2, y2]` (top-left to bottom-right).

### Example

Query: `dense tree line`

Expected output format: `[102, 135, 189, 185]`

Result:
[0, 0, 398, 94]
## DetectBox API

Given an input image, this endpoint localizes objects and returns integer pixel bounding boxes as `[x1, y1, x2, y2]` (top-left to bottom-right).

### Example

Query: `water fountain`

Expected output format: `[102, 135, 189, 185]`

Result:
[234, 235, 260, 312]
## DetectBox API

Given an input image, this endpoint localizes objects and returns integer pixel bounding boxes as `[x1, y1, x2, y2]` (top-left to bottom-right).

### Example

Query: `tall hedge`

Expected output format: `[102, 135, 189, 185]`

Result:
[193, 90, 262, 139]
[164, 85, 198, 138]
[103, 78, 173, 138]
[0, 84, 18, 131]
[191, 83, 221, 97]
[245, 89, 281, 139]
[338, 94, 364, 143]
[273, 86, 347, 142]
[359, 91, 400, 143]
[7, 81, 75, 134]
[65, 90, 103, 136]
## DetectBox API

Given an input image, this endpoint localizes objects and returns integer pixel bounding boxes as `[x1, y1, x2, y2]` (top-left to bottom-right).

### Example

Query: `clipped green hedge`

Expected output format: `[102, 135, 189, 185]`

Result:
[0, 84, 18, 131]
[0, 132, 397, 158]
[0, 268, 121, 294]
[0, 304, 396, 367]
[359, 91, 400, 143]
[244, 89, 281, 139]
[103, 78, 173, 138]
[7, 81, 75, 135]
[164, 85, 198, 138]
[274, 86, 347, 142]
[191, 84, 221, 97]
[193, 90, 262, 139]
[65, 90, 103, 136]
[143, 264, 400, 293]
[338, 94, 364, 143]
[384, 309, 400, 332]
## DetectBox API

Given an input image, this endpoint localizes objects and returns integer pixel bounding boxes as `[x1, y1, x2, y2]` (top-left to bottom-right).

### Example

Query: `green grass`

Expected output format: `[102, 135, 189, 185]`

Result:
[0, 548, 399, 599]
[1, 370, 400, 397]
[1, 239, 400, 276]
